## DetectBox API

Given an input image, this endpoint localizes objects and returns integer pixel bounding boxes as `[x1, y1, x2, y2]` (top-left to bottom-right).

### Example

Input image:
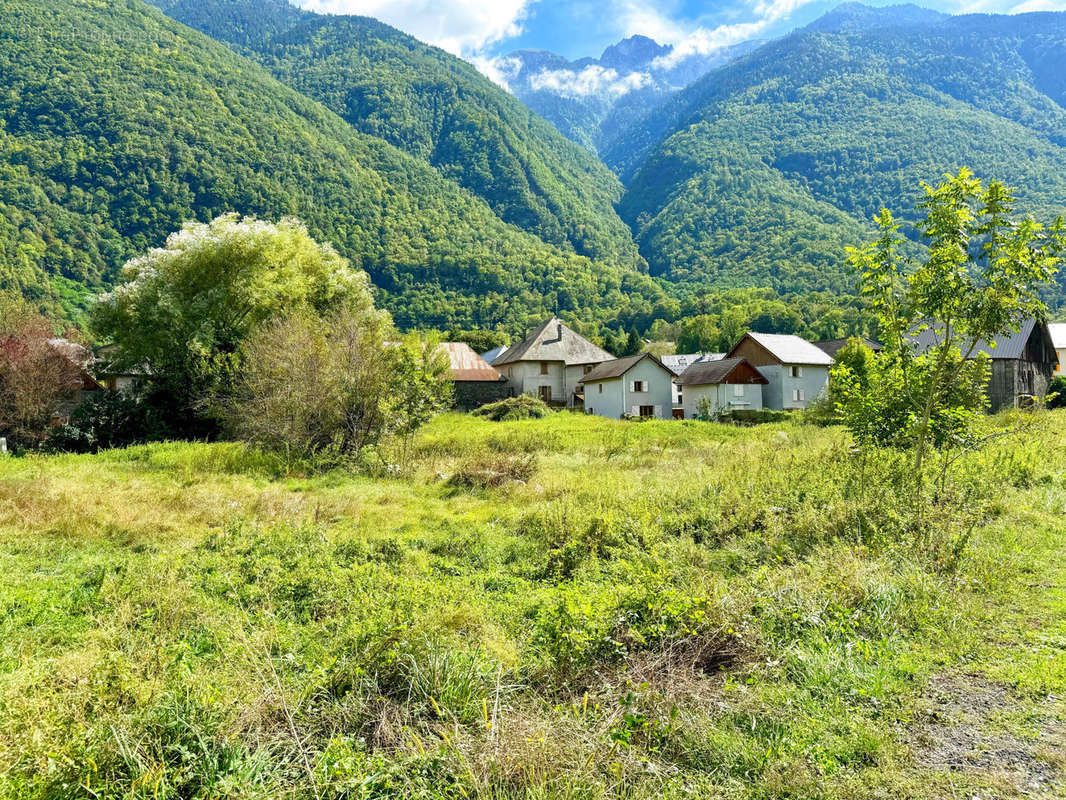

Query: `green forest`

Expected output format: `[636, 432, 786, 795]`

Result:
[611, 9, 1066, 302]
[0, 0, 660, 330]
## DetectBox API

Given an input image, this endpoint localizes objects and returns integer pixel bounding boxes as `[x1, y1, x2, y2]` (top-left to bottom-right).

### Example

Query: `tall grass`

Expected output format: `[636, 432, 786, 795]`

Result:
[0, 411, 1061, 798]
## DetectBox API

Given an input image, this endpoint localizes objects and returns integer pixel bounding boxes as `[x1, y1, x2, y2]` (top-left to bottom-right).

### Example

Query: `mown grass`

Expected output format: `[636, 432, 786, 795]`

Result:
[0, 411, 1063, 798]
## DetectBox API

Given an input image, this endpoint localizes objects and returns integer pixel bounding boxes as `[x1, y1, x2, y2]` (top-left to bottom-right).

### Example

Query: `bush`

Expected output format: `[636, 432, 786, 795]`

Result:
[449, 453, 537, 488]
[471, 395, 552, 421]
[1047, 375, 1066, 409]
[45, 391, 167, 453]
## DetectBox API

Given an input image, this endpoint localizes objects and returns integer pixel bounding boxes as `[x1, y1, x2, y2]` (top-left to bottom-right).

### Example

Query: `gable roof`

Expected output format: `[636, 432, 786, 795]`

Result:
[729, 332, 835, 366]
[493, 317, 614, 367]
[1049, 323, 1066, 350]
[439, 342, 503, 382]
[660, 352, 724, 376]
[677, 357, 769, 386]
[480, 344, 509, 364]
[910, 319, 1054, 361]
[813, 337, 883, 358]
[581, 352, 672, 383]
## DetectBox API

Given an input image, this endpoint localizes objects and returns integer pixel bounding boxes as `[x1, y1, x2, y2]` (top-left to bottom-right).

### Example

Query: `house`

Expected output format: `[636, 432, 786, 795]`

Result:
[661, 353, 724, 411]
[727, 332, 833, 410]
[439, 342, 510, 410]
[493, 317, 614, 407]
[1049, 323, 1066, 377]
[581, 352, 675, 419]
[45, 339, 104, 418]
[813, 337, 883, 359]
[676, 357, 768, 419]
[910, 319, 1058, 411]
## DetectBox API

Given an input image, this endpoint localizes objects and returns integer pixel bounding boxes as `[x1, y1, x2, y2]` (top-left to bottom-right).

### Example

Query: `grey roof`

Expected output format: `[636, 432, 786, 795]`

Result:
[581, 352, 672, 383]
[813, 337, 883, 358]
[909, 319, 1053, 361]
[660, 352, 724, 375]
[732, 332, 835, 366]
[493, 317, 614, 367]
[677, 357, 769, 386]
[480, 344, 509, 364]
[1049, 323, 1066, 350]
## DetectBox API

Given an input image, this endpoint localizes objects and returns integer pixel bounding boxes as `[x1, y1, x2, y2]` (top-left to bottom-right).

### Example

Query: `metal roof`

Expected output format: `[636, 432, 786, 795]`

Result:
[660, 352, 724, 375]
[677, 357, 769, 386]
[1049, 323, 1066, 350]
[480, 344, 509, 364]
[813, 337, 883, 358]
[581, 352, 672, 383]
[909, 319, 1053, 361]
[493, 317, 614, 367]
[731, 332, 835, 366]
[439, 342, 504, 382]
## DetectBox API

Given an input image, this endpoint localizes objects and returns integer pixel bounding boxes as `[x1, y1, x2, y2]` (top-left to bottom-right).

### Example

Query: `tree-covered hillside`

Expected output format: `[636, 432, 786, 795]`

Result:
[148, 0, 643, 269]
[0, 0, 663, 328]
[611, 6, 1066, 298]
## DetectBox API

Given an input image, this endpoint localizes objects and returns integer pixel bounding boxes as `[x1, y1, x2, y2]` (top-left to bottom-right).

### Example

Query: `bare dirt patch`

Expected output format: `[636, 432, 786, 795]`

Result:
[910, 674, 1062, 798]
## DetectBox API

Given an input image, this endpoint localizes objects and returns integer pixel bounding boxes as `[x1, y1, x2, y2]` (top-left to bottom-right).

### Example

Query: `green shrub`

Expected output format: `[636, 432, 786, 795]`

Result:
[449, 453, 537, 489]
[471, 395, 552, 421]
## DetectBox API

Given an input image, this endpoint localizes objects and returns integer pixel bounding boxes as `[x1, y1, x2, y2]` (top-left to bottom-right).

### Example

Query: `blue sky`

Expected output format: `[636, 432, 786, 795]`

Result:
[294, 0, 1066, 71]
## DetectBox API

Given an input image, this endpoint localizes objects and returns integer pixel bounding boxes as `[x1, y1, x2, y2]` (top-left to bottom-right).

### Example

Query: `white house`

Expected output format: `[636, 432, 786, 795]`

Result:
[493, 318, 614, 407]
[726, 332, 833, 410]
[676, 357, 768, 419]
[1050, 323, 1066, 377]
[582, 353, 675, 419]
[661, 353, 724, 409]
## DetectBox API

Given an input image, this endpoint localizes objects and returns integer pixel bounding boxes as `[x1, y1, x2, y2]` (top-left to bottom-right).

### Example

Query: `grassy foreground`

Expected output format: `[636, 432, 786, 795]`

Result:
[0, 412, 1063, 799]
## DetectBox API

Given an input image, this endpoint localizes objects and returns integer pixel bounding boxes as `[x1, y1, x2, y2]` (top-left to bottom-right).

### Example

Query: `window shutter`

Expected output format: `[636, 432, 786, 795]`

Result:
[654, 405, 662, 418]
[629, 381, 635, 392]
[631, 405, 639, 416]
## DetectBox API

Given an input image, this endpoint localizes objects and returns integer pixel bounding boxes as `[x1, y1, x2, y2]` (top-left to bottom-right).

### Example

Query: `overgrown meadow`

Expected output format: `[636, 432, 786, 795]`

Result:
[1, 412, 1064, 799]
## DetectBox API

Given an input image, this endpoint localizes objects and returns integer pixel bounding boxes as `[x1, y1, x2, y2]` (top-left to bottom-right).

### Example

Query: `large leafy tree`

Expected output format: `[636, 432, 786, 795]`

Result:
[93, 214, 383, 435]
[836, 169, 1064, 523]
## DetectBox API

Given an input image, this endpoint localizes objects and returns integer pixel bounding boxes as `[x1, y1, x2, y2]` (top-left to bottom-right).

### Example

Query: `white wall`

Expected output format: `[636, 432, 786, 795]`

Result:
[585, 360, 673, 419]
[759, 364, 828, 410]
[681, 382, 763, 419]
[1056, 348, 1065, 377]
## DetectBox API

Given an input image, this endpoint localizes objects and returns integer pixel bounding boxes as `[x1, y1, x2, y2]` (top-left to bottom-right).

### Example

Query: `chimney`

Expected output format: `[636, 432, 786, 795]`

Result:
[557, 322, 563, 340]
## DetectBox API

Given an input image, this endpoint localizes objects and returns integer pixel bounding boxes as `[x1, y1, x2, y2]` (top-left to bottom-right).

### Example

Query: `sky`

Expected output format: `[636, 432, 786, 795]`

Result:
[293, 0, 1066, 75]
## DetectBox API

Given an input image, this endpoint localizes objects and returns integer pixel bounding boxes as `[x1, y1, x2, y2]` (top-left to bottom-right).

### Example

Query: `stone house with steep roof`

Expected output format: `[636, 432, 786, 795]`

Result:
[493, 318, 614, 408]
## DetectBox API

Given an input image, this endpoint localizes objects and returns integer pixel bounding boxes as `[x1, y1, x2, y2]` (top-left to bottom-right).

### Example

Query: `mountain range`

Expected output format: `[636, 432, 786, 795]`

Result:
[3, 0, 1066, 331]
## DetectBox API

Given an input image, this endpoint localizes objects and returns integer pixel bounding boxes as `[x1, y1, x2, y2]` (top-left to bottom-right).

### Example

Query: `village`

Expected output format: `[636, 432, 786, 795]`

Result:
[29, 316, 1066, 433]
[443, 317, 1066, 419]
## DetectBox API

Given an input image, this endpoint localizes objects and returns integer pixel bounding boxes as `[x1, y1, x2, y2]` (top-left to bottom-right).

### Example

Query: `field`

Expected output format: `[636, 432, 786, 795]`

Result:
[0, 412, 1064, 799]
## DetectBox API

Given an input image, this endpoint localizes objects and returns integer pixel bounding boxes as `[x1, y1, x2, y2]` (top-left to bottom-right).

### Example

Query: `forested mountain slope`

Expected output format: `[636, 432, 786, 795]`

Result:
[0, 0, 663, 328]
[611, 6, 1066, 297]
[504, 36, 759, 157]
[148, 0, 643, 269]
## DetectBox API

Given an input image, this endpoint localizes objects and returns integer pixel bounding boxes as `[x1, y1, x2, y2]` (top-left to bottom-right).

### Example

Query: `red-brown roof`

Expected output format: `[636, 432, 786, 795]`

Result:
[440, 342, 505, 382]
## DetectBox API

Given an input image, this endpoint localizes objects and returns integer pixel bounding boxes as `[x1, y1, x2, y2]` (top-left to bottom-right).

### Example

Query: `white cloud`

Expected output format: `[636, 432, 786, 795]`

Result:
[528, 64, 653, 98]
[1010, 0, 1066, 10]
[292, 0, 531, 56]
[469, 55, 523, 90]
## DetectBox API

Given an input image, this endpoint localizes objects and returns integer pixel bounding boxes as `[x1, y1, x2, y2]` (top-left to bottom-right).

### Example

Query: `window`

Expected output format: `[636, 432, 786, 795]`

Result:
[598, 383, 603, 393]
[639, 405, 654, 418]
[792, 389, 805, 403]
[632, 380, 646, 392]
[583, 364, 593, 374]
[538, 386, 552, 403]
[733, 383, 745, 397]
[540, 362, 549, 375]
[789, 365, 803, 378]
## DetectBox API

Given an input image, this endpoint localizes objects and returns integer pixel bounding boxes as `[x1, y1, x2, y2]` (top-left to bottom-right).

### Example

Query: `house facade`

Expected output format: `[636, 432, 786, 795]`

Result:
[440, 342, 510, 410]
[727, 332, 833, 410]
[582, 353, 674, 419]
[1050, 323, 1066, 377]
[493, 318, 614, 408]
[677, 357, 768, 419]
[661, 353, 724, 410]
[911, 319, 1058, 411]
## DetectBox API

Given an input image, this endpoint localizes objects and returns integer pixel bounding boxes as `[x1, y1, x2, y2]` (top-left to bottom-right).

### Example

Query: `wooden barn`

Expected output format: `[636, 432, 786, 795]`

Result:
[910, 320, 1058, 411]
